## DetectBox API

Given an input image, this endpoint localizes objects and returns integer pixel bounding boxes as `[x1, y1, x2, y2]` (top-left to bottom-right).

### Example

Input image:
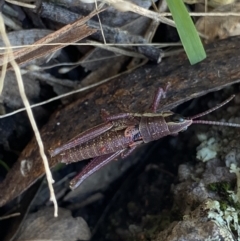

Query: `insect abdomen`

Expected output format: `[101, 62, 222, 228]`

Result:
[60, 130, 133, 164]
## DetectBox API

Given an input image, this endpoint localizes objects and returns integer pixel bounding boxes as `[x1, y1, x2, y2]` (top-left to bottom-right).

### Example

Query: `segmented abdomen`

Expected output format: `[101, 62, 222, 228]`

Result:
[60, 129, 133, 164]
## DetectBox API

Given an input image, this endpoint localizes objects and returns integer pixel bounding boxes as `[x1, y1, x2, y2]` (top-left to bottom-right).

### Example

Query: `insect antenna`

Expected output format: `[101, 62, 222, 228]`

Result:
[188, 95, 240, 127]
[192, 120, 240, 127]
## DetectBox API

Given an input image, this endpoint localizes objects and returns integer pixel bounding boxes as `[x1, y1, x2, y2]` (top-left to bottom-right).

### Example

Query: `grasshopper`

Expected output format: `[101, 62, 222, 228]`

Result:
[49, 84, 240, 189]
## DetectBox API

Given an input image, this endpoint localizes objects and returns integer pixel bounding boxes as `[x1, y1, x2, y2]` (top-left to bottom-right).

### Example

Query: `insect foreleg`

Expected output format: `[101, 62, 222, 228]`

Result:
[151, 82, 170, 113]
[101, 83, 170, 122]
[69, 150, 124, 189]
[49, 122, 113, 157]
[101, 110, 141, 130]
[121, 142, 143, 158]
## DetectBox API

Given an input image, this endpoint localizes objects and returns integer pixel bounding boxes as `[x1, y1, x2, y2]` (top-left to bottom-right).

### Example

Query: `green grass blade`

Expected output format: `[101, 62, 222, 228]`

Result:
[166, 0, 206, 65]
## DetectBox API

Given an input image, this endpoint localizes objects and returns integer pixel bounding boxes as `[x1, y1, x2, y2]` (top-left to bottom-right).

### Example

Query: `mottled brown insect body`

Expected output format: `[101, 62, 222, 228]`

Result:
[50, 86, 240, 189]
[60, 129, 135, 164]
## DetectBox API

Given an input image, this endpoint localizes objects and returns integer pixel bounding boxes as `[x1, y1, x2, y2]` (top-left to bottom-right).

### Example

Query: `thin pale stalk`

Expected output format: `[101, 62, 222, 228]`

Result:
[0, 13, 58, 217]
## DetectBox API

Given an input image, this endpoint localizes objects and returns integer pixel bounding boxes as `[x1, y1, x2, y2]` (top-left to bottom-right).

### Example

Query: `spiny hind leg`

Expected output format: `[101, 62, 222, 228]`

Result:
[69, 150, 124, 189]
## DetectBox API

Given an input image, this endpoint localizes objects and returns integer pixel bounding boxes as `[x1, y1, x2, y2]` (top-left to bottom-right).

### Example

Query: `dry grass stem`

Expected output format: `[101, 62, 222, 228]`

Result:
[0, 9, 99, 67]
[94, 1, 107, 44]
[0, 42, 181, 52]
[0, 63, 144, 118]
[37, 55, 122, 70]
[0, 47, 8, 94]
[159, 12, 240, 16]
[5, 0, 36, 8]
[102, 0, 175, 27]
[87, 40, 145, 58]
[0, 212, 21, 220]
[0, 13, 58, 217]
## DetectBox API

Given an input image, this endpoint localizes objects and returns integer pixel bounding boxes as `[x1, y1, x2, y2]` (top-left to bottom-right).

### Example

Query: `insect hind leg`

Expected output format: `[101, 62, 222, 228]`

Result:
[69, 150, 124, 189]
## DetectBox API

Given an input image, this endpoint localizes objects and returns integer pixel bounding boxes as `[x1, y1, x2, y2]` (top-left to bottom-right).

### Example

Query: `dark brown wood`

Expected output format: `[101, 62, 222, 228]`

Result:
[0, 10, 98, 68]
[1, 36, 240, 206]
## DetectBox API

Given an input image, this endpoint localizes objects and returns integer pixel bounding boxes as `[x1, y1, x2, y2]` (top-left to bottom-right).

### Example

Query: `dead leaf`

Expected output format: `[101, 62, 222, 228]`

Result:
[196, 3, 240, 42]
[184, 0, 235, 7]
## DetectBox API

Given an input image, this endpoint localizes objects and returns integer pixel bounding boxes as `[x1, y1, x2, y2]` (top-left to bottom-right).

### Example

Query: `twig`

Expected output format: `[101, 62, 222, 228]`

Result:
[0, 13, 58, 217]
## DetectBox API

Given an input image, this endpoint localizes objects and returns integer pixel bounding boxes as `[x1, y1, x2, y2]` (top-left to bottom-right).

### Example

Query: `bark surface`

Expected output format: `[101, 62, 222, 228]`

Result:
[1, 36, 240, 206]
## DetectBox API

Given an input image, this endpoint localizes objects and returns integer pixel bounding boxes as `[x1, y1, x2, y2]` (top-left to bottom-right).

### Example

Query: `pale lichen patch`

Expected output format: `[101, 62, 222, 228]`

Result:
[196, 137, 219, 162]
[205, 199, 240, 239]
[229, 164, 240, 203]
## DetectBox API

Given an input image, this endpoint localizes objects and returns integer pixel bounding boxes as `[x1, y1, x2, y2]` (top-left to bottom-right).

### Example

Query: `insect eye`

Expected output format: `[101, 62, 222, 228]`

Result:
[172, 114, 185, 123]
